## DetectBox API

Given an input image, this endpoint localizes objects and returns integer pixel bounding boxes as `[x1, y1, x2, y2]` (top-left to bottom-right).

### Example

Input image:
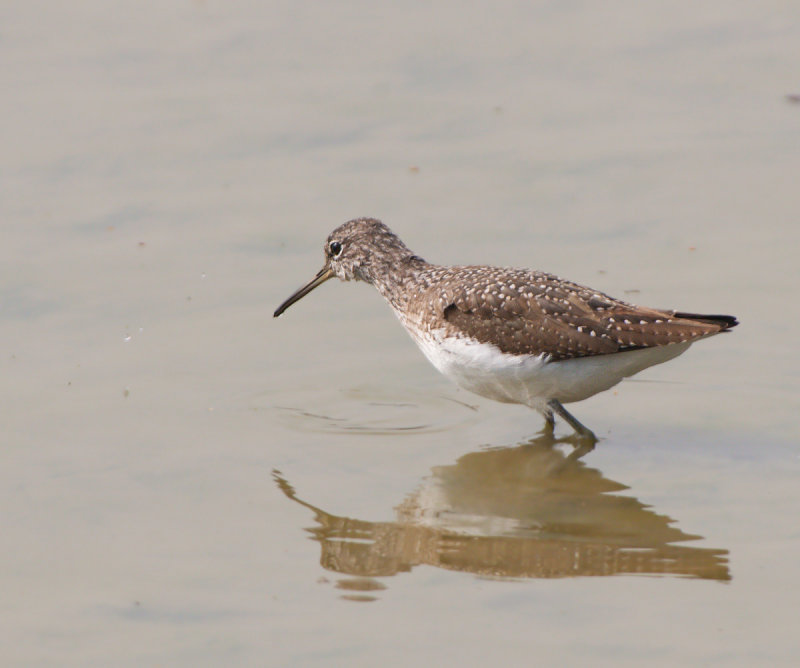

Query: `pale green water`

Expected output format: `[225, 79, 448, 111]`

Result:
[2, 2, 799, 666]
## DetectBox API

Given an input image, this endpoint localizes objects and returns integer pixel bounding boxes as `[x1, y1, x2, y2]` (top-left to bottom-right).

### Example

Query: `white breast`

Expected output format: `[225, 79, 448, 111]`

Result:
[406, 326, 691, 414]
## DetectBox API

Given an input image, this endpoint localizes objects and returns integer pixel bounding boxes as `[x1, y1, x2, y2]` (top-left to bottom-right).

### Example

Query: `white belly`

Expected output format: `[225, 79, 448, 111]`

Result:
[409, 328, 691, 414]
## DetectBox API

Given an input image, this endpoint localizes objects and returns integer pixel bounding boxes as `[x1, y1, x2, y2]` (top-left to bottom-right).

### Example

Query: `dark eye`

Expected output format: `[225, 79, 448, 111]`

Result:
[329, 241, 342, 256]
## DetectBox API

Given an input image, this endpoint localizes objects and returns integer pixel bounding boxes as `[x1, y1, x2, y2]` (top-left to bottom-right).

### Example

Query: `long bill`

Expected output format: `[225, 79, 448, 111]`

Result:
[273, 265, 334, 317]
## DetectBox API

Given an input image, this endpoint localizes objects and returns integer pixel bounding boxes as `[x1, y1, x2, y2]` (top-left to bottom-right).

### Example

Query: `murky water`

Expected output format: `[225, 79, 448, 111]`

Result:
[2, 2, 799, 666]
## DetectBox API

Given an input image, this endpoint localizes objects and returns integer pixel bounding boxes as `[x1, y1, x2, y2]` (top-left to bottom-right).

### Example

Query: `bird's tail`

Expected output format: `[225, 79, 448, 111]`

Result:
[670, 312, 739, 330]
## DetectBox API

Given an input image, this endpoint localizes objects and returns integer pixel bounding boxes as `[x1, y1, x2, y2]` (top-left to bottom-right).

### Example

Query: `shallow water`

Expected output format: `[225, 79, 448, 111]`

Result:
[2, 1, 800, 666]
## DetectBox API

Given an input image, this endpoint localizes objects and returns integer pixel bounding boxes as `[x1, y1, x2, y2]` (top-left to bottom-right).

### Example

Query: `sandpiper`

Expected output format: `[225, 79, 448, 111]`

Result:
[274, 218, 737, 443]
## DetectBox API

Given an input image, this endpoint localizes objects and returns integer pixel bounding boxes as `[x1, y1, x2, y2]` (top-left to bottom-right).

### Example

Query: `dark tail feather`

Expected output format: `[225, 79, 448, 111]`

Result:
[671, 312, 739, 330]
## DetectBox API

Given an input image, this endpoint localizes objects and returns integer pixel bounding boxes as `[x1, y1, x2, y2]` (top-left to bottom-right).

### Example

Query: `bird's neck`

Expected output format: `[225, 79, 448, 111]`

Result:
[364, 253, 430, 311]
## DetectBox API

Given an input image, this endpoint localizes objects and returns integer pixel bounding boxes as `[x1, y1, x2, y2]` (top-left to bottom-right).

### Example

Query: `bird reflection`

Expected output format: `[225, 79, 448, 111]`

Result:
[273, 435, 730, 589]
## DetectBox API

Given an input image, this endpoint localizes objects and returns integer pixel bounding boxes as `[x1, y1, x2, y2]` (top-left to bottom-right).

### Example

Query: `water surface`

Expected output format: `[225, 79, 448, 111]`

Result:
[2, 1, 799, 666]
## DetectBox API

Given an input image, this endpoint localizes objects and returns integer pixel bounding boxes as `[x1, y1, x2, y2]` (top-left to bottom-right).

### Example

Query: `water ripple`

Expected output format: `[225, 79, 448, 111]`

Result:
[260, 384, 479, 435]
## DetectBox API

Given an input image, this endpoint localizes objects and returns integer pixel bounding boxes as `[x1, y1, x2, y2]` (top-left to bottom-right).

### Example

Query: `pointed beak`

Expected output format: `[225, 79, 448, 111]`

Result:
[273, 265, 335, 317]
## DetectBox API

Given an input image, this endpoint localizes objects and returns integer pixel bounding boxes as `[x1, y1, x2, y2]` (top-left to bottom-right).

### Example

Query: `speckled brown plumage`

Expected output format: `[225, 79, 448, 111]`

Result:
[274, 216, 738, 362]
[403, 266, 736, 360]
[306, 219, 735, 361]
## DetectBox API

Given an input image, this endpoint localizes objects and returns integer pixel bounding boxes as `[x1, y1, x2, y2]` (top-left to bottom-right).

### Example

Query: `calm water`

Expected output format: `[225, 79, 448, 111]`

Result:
[2, 2, 799, 666]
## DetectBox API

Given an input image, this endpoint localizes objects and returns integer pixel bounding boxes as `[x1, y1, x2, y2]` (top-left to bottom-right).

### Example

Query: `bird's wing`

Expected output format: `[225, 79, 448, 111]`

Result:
[431, 268, 730, 360]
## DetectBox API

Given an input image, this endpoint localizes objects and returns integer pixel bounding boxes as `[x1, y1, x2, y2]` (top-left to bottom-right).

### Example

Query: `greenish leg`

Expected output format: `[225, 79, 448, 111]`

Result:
[547, 399, 598, 444]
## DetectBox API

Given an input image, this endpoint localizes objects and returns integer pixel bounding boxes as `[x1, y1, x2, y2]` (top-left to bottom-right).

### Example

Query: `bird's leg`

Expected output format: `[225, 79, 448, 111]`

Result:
[542, 406, 555, 434]
[547, 399, 598, 444]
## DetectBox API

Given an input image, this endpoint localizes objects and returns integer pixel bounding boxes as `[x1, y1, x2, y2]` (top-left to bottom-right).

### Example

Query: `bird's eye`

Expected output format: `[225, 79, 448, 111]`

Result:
[329, 241, 342, 256]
